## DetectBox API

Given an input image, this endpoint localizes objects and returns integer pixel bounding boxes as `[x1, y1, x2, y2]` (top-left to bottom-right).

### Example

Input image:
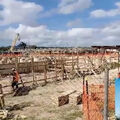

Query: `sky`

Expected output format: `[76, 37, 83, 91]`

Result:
[0, 0, 120, 47]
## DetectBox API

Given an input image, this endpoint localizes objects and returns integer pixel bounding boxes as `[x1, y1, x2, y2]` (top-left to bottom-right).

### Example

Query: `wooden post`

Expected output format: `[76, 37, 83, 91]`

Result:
[86, 81, 90, 120]
[118, 50, 120, 72]
[77, 49, 79, 69]
[27, 61, 29, 73]
[92, 48, 94, 64]
[18, 57, 20, 63]
[18, 57, 20, 72]
[0, 84, 5, 109]
[15, 57, 19, 72]
[72, 51, 74, 71]
[5, 57, 7, 64]
[55, 58, 57, 81]
[31, 57, 35, 84]
[86, 81, 89, 94]
[83, 75, 85, 93]
[104, 68, 109, 120]
[44, 61, 47, 85]
[61, 58, 64, 81]
[109, 55, 111, 64]
[0, 84, 3, 95]
[71, 50, 74, 78]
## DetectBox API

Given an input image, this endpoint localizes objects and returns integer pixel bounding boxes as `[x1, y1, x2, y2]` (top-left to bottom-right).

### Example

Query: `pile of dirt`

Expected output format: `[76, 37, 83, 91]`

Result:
[13, 86, 31, 96]
[4, 102, 31, 120]
[7, 102, 31, 111]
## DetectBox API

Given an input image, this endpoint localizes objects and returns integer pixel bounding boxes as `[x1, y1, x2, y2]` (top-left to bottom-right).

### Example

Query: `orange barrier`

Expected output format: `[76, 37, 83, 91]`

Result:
[30, 52, 118, 58]
[0, 53, 22, 57]
[82, 82, 115, 120]
[82, 81, 103, 120]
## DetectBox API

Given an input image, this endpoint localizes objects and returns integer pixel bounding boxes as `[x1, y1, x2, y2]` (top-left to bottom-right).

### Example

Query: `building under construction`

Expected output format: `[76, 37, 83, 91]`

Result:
[0, 36, 119, 119]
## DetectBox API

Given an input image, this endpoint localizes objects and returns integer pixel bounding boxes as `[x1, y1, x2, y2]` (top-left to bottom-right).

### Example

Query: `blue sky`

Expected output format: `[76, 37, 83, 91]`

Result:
[0, 0, 120, 47]
[11, 0, 120, 29]
[16, 0, 120, 29]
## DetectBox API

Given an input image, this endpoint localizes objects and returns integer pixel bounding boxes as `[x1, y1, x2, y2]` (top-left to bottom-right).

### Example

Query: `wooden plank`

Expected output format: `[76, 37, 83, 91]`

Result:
[0, 84, 5, 109]
[58, 90, 76, 106]
[58, 95, 69, 106]
[77, 94, 82, 105]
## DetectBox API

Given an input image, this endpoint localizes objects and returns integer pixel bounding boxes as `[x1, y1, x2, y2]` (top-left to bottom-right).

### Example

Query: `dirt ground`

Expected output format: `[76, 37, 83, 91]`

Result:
[5, 77, 83, 120]
[3, 68, 117, 120]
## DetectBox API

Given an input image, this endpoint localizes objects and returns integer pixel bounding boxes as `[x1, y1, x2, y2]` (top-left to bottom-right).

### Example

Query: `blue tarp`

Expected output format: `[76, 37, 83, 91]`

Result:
[115, 78, 120, 118]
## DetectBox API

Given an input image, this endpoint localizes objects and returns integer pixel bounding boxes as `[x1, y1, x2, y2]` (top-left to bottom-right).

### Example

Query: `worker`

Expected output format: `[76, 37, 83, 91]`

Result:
[11, 68, 20, 91]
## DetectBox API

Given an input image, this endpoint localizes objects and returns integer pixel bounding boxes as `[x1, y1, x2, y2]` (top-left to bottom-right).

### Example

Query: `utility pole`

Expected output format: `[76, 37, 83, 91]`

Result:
[104, 68, 109, 120]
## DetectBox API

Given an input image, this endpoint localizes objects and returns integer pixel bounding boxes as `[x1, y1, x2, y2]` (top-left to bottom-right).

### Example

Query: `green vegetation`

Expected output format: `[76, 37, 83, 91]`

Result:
[116, 117, 120, 120]
[110, 62, 120, 69]
[109, 110, 115, 119]
[62, 111, 82, 120]
[0, 46, 10, 52]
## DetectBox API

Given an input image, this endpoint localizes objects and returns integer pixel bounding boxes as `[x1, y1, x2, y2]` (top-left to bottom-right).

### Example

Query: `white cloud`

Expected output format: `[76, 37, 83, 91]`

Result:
[39, 8, 58, 18]
[0, 0, 43, 25]
[67, 19, 82, 27]
[90, 2, 120, 18]
[90, 9, 107, 18]
[58, 0, 92, 14]
[115, 2, 120, 8]
[40, 0, 92, 17]
[1, 21, 120, 47]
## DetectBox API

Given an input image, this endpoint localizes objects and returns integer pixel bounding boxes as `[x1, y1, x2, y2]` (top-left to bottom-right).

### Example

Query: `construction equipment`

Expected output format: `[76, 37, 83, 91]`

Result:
[10, 33, 20, 52]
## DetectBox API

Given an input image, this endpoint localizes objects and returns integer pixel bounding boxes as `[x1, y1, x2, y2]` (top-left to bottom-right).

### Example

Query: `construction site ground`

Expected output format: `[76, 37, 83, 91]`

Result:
[3, 68, 117, 120]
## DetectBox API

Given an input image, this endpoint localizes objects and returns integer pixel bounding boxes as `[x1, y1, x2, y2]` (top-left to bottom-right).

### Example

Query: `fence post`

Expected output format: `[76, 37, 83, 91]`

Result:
[71, 51, 74, 79]
[5, 57, 7, 64]
[31, 57, 35, 85]
[104, 68, 109, 120]
[55, 58, 57, 81]
[83, 75, 85, 93]
[118, 50, 120, 72]
[15, 57, 18, 71]
[86, 81, 90, 120]
[72, 51, 74, 71]
[0, 84, 5, 109]
[44, 61, 47, 85]
[77, 49, 79, 69]
[61, 58, 64, 81]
